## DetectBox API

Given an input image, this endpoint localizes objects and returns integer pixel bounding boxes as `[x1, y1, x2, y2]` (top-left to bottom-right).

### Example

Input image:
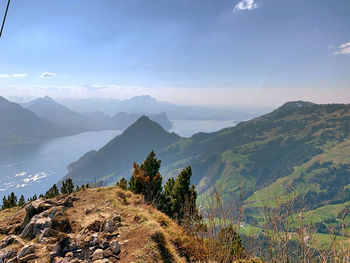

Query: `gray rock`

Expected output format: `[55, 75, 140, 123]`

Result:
[17, 244, 35, 259]
[56, 196, 75, 208]
[0, 249, 17, 262]
[20, 199, 54, 230]
[39, 228, 59, 243]
[20, 214, 52, 240]
[109, 240, 120, 255]
[90, 233, 99, 246]
[92, 249, 104, 261]
[103, 219, 117, 233]
[18, 254, 38, 263]
[0, 235, 15, 249]
[51, 237, 71, 258]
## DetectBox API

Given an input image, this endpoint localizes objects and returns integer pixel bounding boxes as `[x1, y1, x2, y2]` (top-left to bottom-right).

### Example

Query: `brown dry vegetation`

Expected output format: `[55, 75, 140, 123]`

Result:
[0, 186, 201, 263]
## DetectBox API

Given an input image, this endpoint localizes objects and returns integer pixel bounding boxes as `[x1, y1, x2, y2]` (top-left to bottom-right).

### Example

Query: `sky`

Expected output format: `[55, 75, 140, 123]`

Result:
[0, 0, 349, 107]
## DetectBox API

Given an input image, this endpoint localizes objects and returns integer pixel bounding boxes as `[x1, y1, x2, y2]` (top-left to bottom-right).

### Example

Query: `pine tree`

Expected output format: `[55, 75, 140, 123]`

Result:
[2, 196, 9, 210]
[45, 184, 59, 199]
[129, 151, 163, 203]
[128, 170, 143, 194]
[66, 179, 74, 193]
[140, 150, 161, 175]
[8, 192, 17, 207]
[116, 178, 127, 190]
[18, 195, 25, 206]
[28, 194, 37, 202]
[61, 179, 74, 194]
[169, 166, 198, 222]
[141, 151, 163, 201]
[161, 178, 175, 217]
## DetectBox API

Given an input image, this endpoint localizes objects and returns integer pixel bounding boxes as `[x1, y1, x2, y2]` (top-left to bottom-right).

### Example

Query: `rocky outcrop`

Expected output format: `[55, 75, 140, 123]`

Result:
[0, 194, 122, 263]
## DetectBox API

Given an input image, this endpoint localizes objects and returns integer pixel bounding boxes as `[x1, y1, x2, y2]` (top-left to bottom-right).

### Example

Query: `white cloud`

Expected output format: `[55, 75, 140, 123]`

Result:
[330, 41, 350, 55]
[14, 171, 28, 177]
[23, 172, 47, 183]
[12, 73, 28, 78]
[0, 73, 28, 79]
[235, 0, 258, 11]
[40, 72, 57, 78]
[16, 183, 28, 189]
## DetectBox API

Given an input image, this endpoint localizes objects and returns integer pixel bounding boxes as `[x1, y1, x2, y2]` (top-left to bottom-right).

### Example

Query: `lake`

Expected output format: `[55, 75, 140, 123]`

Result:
[0, 130, 122, 200]
[0, 119, 239, 200]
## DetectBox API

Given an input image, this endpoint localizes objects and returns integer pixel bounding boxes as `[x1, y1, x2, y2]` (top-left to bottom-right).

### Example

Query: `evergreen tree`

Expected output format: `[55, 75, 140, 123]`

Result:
[161, 178, 175, 217]
[141, 151, 163, 201]
[45, 184, 59, 199]
[140, 150, 161, 175]
[128, 173, 143, 194]
[8, 192, 17, 207]
[2, 192, 19, 209]
[116, 178, 128, 190]
[171, 166, 192, 220]
[18, 195, 25, 206]
[163, 166, 198, 223]
[129, 151, 163, 203]
[2, 196, 9, 210]
[28, 194, 37, 202]
[61, 179, 74, 194]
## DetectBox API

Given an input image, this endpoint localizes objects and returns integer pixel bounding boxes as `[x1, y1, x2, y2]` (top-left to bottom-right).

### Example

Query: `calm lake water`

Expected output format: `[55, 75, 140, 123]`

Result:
[0, 130, 122, 200]
[0, 119, 239, 200]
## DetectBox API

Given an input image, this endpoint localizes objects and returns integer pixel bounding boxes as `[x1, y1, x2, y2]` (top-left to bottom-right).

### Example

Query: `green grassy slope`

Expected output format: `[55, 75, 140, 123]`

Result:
[159, 102, 350, 232]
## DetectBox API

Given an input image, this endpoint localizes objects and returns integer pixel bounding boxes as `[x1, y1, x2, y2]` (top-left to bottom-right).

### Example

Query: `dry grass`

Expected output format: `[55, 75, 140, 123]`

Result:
[0, 186, 200, 263]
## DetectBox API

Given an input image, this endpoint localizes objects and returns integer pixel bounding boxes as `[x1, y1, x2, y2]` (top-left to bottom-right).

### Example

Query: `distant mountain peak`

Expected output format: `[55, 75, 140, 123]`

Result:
[35, 96, 56, 104]
[123, 115, 161, 132]
[129, 95, 157, 102]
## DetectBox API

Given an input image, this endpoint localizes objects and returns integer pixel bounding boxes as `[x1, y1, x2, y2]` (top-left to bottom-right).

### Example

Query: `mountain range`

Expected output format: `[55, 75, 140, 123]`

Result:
[57, 95, 269, 121]
[22, 96, 173, 131]
[22, 96, 88, 128]
[0, 96, 174, 147]
[63, 101, 350, 231]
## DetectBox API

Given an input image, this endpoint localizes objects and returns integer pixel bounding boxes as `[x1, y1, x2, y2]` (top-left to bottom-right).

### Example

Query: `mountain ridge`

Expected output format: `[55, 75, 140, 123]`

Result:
[63, 101, 350, 219]
[63, 116, 180, 186]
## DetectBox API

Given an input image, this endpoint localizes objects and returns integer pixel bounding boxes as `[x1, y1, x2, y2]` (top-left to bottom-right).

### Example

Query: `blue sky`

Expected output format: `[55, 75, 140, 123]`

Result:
[0, 0, 349, 106]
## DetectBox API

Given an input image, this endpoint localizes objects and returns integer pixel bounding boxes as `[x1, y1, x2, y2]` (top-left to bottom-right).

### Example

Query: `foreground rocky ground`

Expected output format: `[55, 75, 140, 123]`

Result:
[0, 187, 196, 263]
